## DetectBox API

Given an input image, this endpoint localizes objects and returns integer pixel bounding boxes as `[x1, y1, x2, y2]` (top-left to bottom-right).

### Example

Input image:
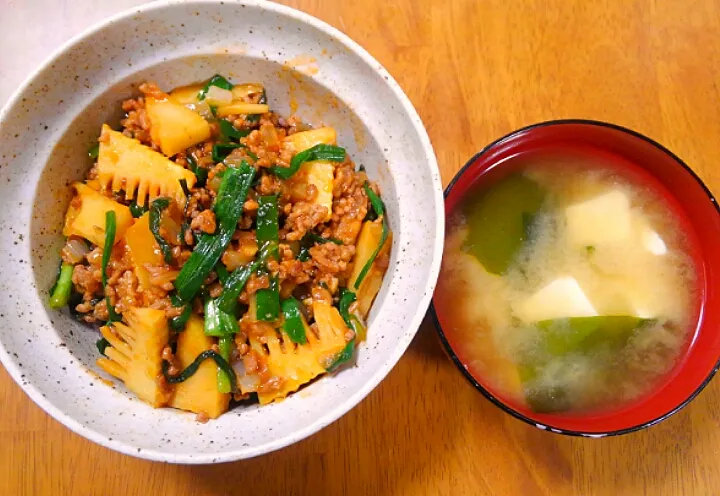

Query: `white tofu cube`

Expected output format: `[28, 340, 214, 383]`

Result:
[618, 285, 657, 319]
[642, 229, 667, 255]
[514, 277, 598, 323]
[637, 220, 667, 256]
[565, 190, 632, 248]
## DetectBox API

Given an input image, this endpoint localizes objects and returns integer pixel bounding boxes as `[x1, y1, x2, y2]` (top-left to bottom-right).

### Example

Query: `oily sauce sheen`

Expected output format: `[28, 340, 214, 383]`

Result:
[436, 156, 699, 415]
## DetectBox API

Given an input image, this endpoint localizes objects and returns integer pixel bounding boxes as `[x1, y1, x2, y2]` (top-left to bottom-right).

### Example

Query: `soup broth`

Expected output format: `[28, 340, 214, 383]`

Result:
[436, 154, 699, 414]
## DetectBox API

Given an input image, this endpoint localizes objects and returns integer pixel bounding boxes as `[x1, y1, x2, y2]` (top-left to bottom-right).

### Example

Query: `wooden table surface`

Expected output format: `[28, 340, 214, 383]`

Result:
[2, 0, 720, 494]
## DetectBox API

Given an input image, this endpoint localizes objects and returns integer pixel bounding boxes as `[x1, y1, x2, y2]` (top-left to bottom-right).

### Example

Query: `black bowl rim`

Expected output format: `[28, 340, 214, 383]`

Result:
[430, 118, 720, 438]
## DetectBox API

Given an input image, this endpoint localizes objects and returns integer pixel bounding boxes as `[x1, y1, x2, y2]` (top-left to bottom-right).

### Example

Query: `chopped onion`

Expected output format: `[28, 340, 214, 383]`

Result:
[239, 373, 260, 392]
[61, 237, 90, 264]
[232, 358, 245, 375]
[280, 280, 297, 299]
[222, 248, 254, 271]
[185, 100, 213, 119]
[86, 247, 103, 266]
[233, 357, 260, 392]
[207, 174, 223, 192]
[204, 86, 233, 106]
[260, 123, 279, 147]
[223, 154, 248, 168]
[161, 214, 182, 244]
[146, 265, 179, 286]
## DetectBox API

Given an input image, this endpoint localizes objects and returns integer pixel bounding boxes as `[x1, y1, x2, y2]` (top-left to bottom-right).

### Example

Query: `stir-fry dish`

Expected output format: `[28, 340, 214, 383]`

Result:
[49, 76, 392, 420]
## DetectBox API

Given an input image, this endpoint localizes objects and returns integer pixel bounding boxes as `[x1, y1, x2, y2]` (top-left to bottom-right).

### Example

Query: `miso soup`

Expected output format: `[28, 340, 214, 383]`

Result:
[436, 155, 699, 414]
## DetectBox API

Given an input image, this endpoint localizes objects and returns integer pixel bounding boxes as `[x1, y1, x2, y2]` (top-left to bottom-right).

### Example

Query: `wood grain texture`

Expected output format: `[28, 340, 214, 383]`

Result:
[2, 0, 720, 494]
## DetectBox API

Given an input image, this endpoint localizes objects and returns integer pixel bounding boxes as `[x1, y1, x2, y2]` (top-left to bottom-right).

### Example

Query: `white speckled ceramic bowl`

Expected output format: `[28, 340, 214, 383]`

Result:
[0, 0, 442, 463]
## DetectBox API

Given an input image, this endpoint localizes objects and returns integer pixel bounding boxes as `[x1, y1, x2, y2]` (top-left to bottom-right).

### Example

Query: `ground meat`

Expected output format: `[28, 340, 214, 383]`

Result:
[72, 242, 176, 319]
[192, 296, 204, 315]
[324, 162, 368, 245]
[278, 243, 295, 261]
[208, 282, 223, 299]
[75, 299, 105, 325]
[196, 412, 210, 424]
[121, 97, 145, 115]
[60, 80, 393, 414]
[190, 210, 216, 234]
[308, 243, 356, 275]
[71, 243, 136, 319]
[235, 339, 249, 356]
[238, 215, 253, 230]
[155, 360, 174, 406]
[257, 376, 283, 394]
[184, 229, 195, 246]
[311, 285, 333, 305]
[225, 93, 267, 129]
[92, 299, 109, 322]
[86, 162, 99, 180]
[171, 246, 193, 268]
[301, 298, 315, 319]
[316, 273, 339, 295]
[204, 271, 219, 287]
[228, 116, 250, 131]
[222, 231, 258, 271]
[173, 152, 191, 170]
[242, 350, 278, 391]
[243, 198, 259, 212]
[161, 346, 176, 369]
[165, 304, 184, 320]
[186, 188, 213, 219]
[68, 193, 82, 213]
[120, 97, 155, 147]
[241, 123, 292, 169]
[285, 115, 310, 135]
[245, 273, 270, 295]
[114, 270, 141, 314]
[282, 202, 329, 241]
[240, 317, 275, 340]
[105, 251, 133, 308]
[139, 81, 167, 100]
[267, 258, 314, 285]
[268, 239, 355, 292]
[144, 264, 179, 291]
[148, 296, 180, 319]
[180, 143, 215, 178]
[72, 264, 101, 300]
[86, 246, 103, 267]
[260, 112, 283, 128]
[256, 173, 285, 196]
[333, 160, 357, 198]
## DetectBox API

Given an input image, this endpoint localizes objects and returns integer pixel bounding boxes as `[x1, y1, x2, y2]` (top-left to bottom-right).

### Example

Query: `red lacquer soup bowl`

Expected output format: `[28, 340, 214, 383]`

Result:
[432, 120, 720, 436]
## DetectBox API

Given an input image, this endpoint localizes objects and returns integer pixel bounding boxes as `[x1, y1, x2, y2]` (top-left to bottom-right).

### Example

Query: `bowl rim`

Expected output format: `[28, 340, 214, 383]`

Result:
[431, 118, 720, 438]
[0, 0, 444, 462]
